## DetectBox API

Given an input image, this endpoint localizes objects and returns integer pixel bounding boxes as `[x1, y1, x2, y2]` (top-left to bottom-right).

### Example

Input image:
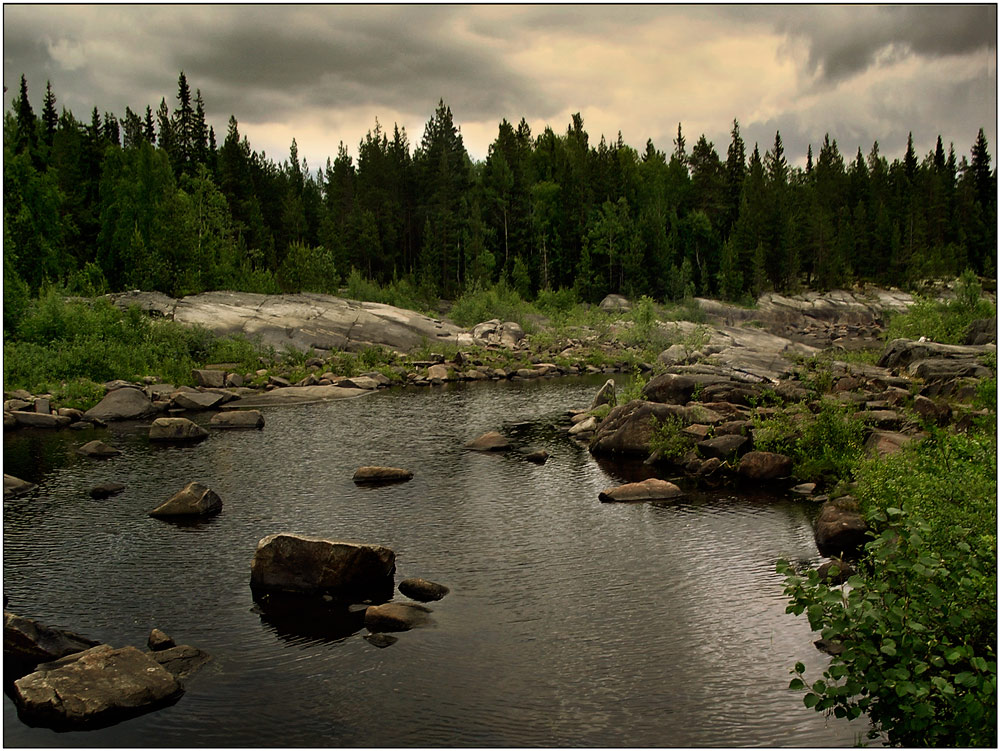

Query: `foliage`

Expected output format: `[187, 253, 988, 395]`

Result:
[885, 270, 995, 345]
[649, 414, 693, 462]
[447, 280, 535, 330]
[617, 368, 648, 404]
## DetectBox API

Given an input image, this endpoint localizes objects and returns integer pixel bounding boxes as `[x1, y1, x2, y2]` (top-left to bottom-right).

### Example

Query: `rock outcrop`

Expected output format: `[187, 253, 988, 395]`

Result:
[250, 534, 396, 603]
[108, 290, 471, 354]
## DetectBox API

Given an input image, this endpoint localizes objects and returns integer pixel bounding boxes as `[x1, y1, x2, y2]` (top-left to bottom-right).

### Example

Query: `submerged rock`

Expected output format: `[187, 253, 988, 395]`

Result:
[209, 409, 265, 429]
[464, 431, 510, 451]
[148, 644, 211, 681]
[364, 602, 432, 633]
[523, 449, 549, 465]
[12, 644, 182, 729]
[352, 466, 414, 485]
[250, 533, 396, 603]
[363, 632, 399, 648]
[76, 440, 121, 459]
[90, 483, 126, 499]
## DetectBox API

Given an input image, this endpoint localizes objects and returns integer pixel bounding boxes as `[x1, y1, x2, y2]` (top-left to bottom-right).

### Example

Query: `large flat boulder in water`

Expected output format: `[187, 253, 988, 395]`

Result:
[12, 644, 182, 729]
[250, 533, 396, 603]
[84, 387, 157, 422]
[4, 612, 101, 668]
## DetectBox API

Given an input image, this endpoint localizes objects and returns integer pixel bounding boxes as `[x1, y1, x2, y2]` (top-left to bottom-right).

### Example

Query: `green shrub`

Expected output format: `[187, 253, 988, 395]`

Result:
[886, 271, 995, 345]
[448, 281, 534, 329]
[535, 287, 578, 315]
[649, 414, 692, 462]
[277, 242, 338, 293]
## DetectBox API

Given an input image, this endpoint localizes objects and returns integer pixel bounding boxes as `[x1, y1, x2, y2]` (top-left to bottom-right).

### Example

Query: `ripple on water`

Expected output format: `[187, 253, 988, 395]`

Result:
[2, 377, 867, 747]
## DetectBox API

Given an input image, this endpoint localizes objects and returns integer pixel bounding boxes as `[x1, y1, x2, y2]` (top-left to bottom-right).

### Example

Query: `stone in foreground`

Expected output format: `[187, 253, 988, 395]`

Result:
[149, 482, 222, 518]
[598, 478, 684, 503]
[12, 645, 182, 729]
[4, 612, 101, 667]
[398, 578, 450, 602]
[209, 410, 265, 429]
[814, 498, 869, 559]
[147, 628, 175, 651]
[250, 533, 396, 603]
[464, 431, 510, 451]
[364, 602, 432, 633]
[352, 466, 414, 485]
[149, 417, 209, 442]
[4, 474, 36, 499]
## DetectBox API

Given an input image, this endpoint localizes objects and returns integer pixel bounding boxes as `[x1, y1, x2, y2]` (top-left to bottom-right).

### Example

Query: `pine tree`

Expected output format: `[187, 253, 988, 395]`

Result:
[41, 80, 58, 147]
[144, 105, 156, 145]
[14, 74, 38, 157]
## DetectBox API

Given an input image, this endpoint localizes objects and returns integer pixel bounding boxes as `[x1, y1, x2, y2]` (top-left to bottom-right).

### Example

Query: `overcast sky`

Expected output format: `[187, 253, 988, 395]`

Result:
[3, 3, 996, 173]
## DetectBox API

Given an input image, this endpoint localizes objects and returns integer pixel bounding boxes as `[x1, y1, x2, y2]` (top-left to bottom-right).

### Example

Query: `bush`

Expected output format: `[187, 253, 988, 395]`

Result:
[448, 281, 534, 329]
[649, 414, 693, 462]
[277, 242, 338, 294]
[886, 270, 995, 345]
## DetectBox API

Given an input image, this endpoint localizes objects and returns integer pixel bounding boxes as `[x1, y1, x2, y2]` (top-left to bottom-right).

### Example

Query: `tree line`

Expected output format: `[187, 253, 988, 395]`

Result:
[4, 72, 996, 314]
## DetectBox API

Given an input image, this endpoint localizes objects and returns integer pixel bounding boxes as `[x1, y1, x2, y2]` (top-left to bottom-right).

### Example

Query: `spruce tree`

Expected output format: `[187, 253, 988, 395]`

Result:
[41, 80, 58, 147]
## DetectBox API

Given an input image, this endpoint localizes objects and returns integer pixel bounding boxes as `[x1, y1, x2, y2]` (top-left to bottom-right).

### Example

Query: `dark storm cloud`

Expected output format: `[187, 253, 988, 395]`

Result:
[762, 4, 997, 83]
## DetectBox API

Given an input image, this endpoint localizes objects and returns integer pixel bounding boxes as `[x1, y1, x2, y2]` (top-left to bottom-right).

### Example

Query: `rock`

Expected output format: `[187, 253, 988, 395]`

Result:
[192, 369, 226, 388]
[590, 379, 616, 409]
[965, 317, 996, 345]
[4, 474, 36, 499]
[590, 400, 693, 456]
[598, 478, 684, 503]
[90, 483, 126, 499]
[878, 338, 995, 370]
[363, 602, 432, 633]
[737, 451, 793, 480]
[221, 383, 370, 408]
[464, 431, 510, 451]
[171, 391, 225, 411]
[817, 559, 855, 584]
[791, 482, 817, 495]
[84, 387, 158, 422]
[250, 534, 396, 603]
[209, 410, 265, 429]
[363, 632, 398, 648]
[909, 358, 993, 382]
[149, 482, 222, 518]
[4, 612, 101, 666]
[864, 430, 913, 457]
[599, 294, 631, 312]
[147, 628, 175, 651]
[149, 417, 209, 442]
[76, 440, 121, 459]
[814, 638, 845, 656]
[398, 578, 450, 602]
[426, 364, 451, 381]
[912, 395, 951, 426]
[657, 343, 691, 367]
[10, 411, 72, 429]
[339, 376, 380, 390]
[814, 498, 869, 559]
[568, 416, 598, 435]
[33, 397, 50, 414]
[523, 450, 549, 465]
[642, 373, 701, 405]
[148, 644, 211, 681]
[352, 466, 413, 485]
[12, 644, 182, 729]
[695, 434, 748, 461]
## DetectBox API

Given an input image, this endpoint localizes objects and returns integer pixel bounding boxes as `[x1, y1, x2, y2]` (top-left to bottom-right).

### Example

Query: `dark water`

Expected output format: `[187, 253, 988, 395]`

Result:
[3, 376, 866, 746]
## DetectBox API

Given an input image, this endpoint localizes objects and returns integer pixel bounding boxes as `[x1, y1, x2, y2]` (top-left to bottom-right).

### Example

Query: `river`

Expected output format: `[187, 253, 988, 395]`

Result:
[3, 375, 866, 746]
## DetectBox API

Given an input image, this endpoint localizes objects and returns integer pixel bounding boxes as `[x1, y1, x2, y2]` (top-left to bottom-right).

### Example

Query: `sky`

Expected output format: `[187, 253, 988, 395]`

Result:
[3, 3, 997, 173]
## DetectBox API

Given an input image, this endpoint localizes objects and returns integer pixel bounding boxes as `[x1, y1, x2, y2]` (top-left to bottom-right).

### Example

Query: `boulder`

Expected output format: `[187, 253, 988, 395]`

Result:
[90, 483, 126, 499]
[76, 440, 121, 459]
[589, 400, 692, 456]
[814, 499, 869, 559]
[965, 317, 996, 345]
[523, 450, 549, 465]
[147, 628, 175, 651]
[149, 417, 209, 442]
[149, 482, 222, 518]
[912, 395, 951, 426]
[398, 578, 450, 602]
[339, 376, 380, 390]
[209, 410, 265, 429]
[878, 338, 995, 370]
[352, 466, 413, 485]
[10, 411, 72, 429]
[170, 391, 225, 411]
[590, 379, 616, 409]
[4, 612, 101, 667]
[84, 387, 157, 422]
[817, 559, 856, 585]
[148, 644, 211, 681]
[599, 294, 631, 312]
[363, 602, 432, 633]
[192, 369, 226, 388]
[4, 474, 36, 499]
[695, 434, 748, 461]
[12, 645, 182, 729]
[598, 478, 683, 503]
[464, 431, 510, 451]
[568, 416, 598, 435]
[908, 358, 993, 382]
[426, 364, 451, 381]
[250, 533, 396, 603]
[864, 430, 913, 457]
[736, 451, 794, 480]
